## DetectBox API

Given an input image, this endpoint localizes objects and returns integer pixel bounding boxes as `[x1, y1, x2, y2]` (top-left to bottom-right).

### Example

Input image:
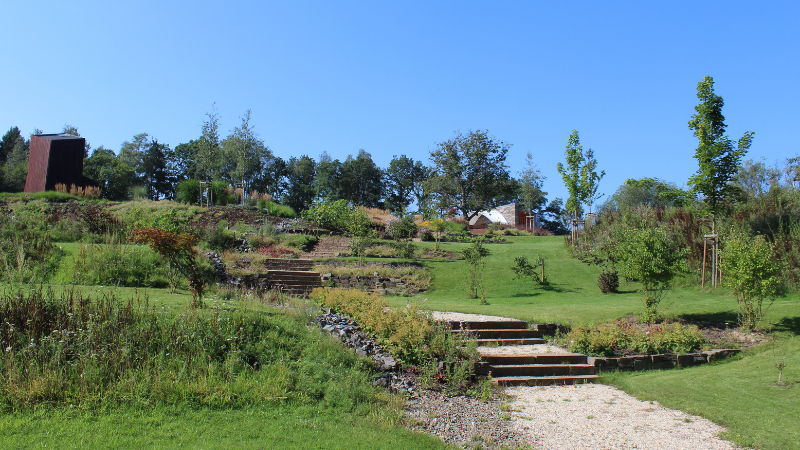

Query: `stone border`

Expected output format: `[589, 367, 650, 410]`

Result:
[588, 349, 741, 372]
[320, 273, 426, 296]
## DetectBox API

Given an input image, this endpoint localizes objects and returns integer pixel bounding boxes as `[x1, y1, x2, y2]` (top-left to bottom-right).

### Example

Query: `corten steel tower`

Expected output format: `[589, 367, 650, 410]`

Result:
[24, 134, 96, 193]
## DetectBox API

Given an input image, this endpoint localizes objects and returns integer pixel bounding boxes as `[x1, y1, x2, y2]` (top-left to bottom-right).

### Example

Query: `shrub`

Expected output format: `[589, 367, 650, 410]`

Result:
[301, 199, 353, 232]
[386, 215, 418, 240]
[281, 234, 318, 252]
[598, 270, 620, 293]
[204, 220, 238, 252]
[259, 200, 296, 218]
[310, 288, 477, 379]
[720, 231, 784, 330]
[565, 321, 705, 356]
[612, 225, 688, 322]
[176, 179, 201, 204]
[128, 228, 215, 304]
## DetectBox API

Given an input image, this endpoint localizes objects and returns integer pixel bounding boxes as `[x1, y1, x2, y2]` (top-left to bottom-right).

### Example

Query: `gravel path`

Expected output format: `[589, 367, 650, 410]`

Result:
[410, 311, 744, 450]
[507, 384, 740, 450]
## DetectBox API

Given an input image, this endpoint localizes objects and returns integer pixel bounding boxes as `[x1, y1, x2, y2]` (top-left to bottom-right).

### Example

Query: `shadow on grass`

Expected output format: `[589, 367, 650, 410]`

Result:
[511, 292, 542, 298]
[773, 316, 800, 335]
[539, 283, 574, 294]
[678, 311, 740, 325]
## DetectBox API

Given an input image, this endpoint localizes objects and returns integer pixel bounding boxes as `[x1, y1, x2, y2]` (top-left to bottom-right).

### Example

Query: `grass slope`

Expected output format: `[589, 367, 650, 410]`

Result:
[395, 235, 800, 449]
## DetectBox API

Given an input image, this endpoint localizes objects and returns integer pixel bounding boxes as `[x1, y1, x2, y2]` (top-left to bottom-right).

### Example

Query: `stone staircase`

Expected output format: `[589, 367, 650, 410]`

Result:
[260, 258, 321, 297]
[443, 319, 599, 387]
[303, 236, 352, 259]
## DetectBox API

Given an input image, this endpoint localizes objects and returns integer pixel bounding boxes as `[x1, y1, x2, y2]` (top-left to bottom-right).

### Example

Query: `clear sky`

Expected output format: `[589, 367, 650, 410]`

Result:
[2, 1, 798, 204]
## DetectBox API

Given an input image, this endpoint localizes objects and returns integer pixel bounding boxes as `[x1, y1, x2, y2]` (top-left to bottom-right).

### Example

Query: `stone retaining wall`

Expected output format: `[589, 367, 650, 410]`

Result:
[320, 273, 426, 296]
[588, 349, 740, 372]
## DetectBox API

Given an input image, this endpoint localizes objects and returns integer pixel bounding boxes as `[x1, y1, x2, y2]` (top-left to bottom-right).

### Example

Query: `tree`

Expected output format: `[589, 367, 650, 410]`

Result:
[196, 105, 222, 181]
[517, 152, 548, 215]
[557, 130, 604, 219]
[173, 139, 201, 182]
[221, 110, 271, 187]
[600, 178, 692, 213]
[119, 132, 151, 181]
[83, 147, 137, 201]
[612, 226, 688, 322]
[284, 155, 316, 212]
[313, 152, 342, 201]
[337, 150, 384, 208]
[256, 155, 289, 201]
[0, 126, 23, 163]
[384, 155, 431, 213]
[732, 158, 781, 199]
[581, 148, 605, 214]
[142, 140, 174, 200]
[2, 137, 29, 192]
[428, 130, 516, 222]
[687, 76, 753, 214]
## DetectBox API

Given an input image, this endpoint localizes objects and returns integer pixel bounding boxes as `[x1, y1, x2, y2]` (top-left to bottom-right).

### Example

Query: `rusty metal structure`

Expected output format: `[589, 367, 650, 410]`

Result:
[24, 134, 96, 193]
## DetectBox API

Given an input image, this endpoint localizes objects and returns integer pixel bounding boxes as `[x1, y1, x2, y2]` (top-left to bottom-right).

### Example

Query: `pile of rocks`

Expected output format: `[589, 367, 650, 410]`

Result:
[315, 310, 423, 396]
[206, 252, 229, 283]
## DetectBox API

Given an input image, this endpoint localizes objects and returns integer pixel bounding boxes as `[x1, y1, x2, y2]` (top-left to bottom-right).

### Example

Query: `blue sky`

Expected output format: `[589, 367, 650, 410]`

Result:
[2, 1, 798, 204]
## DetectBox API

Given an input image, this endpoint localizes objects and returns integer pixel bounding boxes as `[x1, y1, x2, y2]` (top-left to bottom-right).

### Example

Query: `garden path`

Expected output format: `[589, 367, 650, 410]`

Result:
[428, 311, 742, 450]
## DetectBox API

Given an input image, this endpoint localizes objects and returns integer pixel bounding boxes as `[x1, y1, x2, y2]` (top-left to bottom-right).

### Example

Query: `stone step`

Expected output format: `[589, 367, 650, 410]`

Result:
[453, 329, 545, 339]
[267, 271, 322, 282]
[476, 338, 548, 346]
[445, 320, 529, 330]
[261, 259, 314, 271]
[488, 364, 596, 377]
[492, 375, 600, 387]
[481, 354, 589, 365]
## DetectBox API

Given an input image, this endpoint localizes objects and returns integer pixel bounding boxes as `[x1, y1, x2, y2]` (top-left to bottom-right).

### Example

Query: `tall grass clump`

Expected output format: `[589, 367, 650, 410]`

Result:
[0, 288, 386, 413]
[62, 237, 174, 288]
[0, 203, 64, 283]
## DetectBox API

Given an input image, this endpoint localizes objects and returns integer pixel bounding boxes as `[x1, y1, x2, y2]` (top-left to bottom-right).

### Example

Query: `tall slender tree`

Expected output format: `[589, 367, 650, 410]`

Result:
[687, 76, 753, 214]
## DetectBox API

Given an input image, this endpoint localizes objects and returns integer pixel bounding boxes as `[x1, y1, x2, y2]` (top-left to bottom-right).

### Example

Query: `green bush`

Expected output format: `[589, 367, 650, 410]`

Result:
[611, 224, 688, 322]
[720, 231, 784, 330]
[176, 179, 201, 204]
[301, 199, 357, 232]
[281, 234, 318, 252]
[565, 321, 706, 356]
[259, 200, 296, 218]
[204, 220, 238, 252]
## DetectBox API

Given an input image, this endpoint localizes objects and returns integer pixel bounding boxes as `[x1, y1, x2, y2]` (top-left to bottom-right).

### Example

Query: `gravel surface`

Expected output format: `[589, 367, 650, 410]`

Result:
[507, 384, 741, 450]
[430, 311, 523, 322]
[405, 390, 530, 450]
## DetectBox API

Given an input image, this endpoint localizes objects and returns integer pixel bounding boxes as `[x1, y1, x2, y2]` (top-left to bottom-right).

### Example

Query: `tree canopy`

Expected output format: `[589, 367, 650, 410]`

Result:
[427, 130, 516, 221]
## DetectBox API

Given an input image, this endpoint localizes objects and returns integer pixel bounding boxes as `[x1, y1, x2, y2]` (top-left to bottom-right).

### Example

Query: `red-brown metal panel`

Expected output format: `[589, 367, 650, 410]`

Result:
[24, 134, 88, 193]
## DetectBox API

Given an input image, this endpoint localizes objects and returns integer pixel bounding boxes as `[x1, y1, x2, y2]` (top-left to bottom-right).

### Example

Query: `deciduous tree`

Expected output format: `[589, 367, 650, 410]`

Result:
[687, 76, 753, 214]
[428, 130, 516, 222]
[384, 155, 431, 213]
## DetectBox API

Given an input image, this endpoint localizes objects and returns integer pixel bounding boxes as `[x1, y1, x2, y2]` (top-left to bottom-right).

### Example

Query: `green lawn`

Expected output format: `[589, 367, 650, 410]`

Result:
[390, 235, 800, 450]
[8, 236, 798, 449]
[0, 405, 446, 450]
